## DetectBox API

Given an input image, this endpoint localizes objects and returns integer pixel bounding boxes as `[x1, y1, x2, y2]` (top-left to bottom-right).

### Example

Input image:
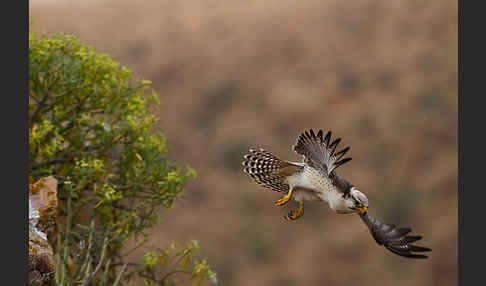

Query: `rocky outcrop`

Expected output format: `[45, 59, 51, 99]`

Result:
[29, 176, 58, 286]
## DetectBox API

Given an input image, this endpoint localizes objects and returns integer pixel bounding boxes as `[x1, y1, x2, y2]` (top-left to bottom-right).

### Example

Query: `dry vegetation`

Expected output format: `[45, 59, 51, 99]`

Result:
[30, 0, 457, 285]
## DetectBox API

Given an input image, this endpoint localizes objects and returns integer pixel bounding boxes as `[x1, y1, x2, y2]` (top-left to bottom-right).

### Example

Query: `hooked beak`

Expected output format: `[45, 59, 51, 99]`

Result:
[357, 205, 368, 212]
[351, 204, 368, 212]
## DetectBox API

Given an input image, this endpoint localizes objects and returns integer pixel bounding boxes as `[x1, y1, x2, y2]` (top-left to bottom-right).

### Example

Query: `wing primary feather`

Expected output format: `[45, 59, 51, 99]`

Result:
[387, 227, 412, 238]
[335, 146, 350, 160]
[410, 245, 432, 252]
[293, 129, 353, 175]
[404, 235, 422, 243]
[359, 212, 431, 259]
[332, 157, 352, 172]
[384, 245, 428, 259]
[328, 138, 341, 155]
[324, 131, 331, 146]
[317, 130, 323, 143]
[310, 129, 316, 138]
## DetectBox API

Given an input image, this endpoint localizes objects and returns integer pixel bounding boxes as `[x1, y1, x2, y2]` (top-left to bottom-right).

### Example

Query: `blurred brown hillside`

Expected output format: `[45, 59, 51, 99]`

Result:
[30, 1, 457, 286]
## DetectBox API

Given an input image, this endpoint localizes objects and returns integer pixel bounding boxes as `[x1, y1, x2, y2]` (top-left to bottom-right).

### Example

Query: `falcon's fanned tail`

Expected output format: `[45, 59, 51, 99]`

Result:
[242, 148, 303, 193]
[293, 129, 351, 175]
[359, 212, 431, 259]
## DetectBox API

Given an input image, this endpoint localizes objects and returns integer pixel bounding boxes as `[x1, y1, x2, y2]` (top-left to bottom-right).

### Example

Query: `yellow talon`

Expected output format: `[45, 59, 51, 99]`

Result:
[273, 187, 293, 206]
[285, 201, 304, 221]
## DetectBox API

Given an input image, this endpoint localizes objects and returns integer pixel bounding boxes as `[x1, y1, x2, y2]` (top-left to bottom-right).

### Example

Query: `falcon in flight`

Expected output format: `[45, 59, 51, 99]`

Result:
[242, 129, 431, 258]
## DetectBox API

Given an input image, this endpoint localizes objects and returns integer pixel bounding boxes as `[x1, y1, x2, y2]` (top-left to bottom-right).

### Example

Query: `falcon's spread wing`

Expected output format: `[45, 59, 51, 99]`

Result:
[293, 129, 351, 176]
[242, 148, 304, 193]
[359, 212, 431, 259]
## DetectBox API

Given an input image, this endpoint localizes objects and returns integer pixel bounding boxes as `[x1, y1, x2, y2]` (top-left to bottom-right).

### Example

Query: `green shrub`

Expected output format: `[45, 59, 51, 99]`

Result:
[29, 30, 216, 285]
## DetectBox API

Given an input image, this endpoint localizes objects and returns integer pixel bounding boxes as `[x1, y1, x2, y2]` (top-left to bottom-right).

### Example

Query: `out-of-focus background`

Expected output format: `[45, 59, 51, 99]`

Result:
[30, 1, 457, 285]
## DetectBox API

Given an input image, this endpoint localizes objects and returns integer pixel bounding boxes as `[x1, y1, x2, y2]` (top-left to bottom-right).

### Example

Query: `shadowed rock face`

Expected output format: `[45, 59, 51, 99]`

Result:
[29, 230, 55, 286]
[29, 176, 58, 286]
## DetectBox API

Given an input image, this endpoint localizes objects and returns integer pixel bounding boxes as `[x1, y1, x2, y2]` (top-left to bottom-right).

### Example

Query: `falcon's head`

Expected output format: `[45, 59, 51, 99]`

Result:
[348, 187, 369, 213]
